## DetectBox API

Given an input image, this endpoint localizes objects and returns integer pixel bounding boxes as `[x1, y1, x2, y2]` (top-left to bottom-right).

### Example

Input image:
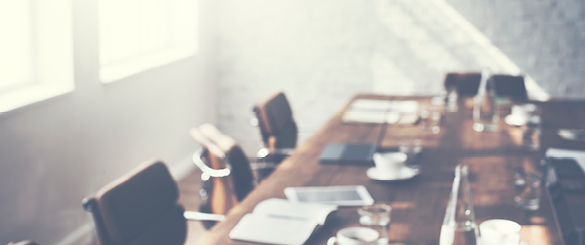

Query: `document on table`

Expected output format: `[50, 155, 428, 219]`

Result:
[343, 99, 420, 124]
[546, 148, 585, 172]
[229, 198, 337, 245]
[349, 99, 419, 113]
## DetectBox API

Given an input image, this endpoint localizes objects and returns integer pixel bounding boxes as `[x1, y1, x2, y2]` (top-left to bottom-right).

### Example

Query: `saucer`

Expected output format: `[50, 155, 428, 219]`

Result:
[366, 166, 419, 181]
[477, 238, 529, 245]
[504, 114, 527, 126]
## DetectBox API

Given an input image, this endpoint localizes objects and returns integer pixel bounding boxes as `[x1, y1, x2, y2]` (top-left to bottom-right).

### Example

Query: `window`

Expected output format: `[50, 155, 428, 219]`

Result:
[0, 0, 74, 113]
[0, 1, 33, 93]
[99, 0, 198, 83]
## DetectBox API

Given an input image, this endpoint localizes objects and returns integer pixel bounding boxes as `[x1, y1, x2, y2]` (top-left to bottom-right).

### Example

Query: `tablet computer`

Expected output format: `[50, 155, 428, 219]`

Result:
[284, 185, 374, 206]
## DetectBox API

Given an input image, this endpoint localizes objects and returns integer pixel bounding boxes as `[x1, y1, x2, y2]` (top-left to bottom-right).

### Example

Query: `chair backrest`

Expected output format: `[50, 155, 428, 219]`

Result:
[444, 72, 528, 102]
[443, 72, 482, 97]
[82, 160, 186, 245]
[190, 124, 255, 215]
[491, 75, 528, 102]
[253, 92, 298, 149]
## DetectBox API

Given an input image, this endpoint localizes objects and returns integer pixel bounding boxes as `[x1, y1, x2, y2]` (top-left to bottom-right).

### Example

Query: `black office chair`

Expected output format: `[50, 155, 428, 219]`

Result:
[252, 92, 297, 168]
[253, 92, 298, 150]
[443, 72, 482, 97]
[443, 72, 528, 102]
[82, 161, 187, 245]
[82, 160, 224, 245]
[491, 75, 528, 103]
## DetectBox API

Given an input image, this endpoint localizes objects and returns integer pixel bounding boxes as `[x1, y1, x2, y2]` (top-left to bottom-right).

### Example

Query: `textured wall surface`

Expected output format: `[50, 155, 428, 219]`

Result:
[444, 0, 585, 98]
[216, 0, 584, 153]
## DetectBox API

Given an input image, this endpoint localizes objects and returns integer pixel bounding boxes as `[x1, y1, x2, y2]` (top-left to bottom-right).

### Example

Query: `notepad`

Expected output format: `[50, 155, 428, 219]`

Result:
[349, 99, 419, 113]
[343, 99, 419, 124]
[229, 198, 337, 245]
[319, 143, 377, 165]
[546, 148, 585, 178]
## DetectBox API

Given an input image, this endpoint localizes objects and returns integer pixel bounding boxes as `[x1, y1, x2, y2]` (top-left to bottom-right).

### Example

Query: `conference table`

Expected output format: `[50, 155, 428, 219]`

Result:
[198, 94, 585, 245]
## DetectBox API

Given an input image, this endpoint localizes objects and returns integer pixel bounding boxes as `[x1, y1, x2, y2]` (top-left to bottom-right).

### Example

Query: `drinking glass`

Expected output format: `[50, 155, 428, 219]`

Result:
[473, 68, 499, 132]
[514, 171, 541, 211]
[445, 88, 459, 112]
[399, 139, 423, 169]
[521, 112, 541, 151]
[419, 105, 441, 134]
[358, 204, 391, 245]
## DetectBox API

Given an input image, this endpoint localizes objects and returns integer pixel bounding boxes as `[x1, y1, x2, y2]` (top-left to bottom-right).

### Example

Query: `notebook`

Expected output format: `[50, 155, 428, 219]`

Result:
[546, 148, 585, 181]
[228, 198, 337, 245]
[343, 99, 420, 124]
[319, 143, 377, 165]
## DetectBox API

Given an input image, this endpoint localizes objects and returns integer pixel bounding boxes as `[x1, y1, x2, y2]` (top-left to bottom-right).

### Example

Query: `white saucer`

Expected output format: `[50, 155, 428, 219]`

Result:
[477, 238, 529, 245]
[504, 114, 528, 126]
[366, 166, 420, 181]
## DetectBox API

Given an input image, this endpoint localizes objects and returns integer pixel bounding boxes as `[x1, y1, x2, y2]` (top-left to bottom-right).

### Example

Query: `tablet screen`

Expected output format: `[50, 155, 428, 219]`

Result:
[284, 185, 374, 206]
[295, 189, 362, 202]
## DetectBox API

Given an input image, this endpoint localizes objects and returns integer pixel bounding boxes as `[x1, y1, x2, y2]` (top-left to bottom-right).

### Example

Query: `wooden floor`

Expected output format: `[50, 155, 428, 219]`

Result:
[177, 168, 208, 245]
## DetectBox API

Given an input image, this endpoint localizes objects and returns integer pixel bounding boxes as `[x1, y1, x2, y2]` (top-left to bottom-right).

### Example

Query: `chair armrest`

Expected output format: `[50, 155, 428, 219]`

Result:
[183, 211, 225, 222]
[82, 197, 97, 212]
[249, 161, 277, 170]
[256, 147, 294, 158]
[192, 148, 231, 178]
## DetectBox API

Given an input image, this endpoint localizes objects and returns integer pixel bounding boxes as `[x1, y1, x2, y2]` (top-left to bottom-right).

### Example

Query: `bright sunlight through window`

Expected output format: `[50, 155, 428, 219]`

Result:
[0, 1, 33, 93]
[99, 0, 198, 83]
[0, 0, 74, 113]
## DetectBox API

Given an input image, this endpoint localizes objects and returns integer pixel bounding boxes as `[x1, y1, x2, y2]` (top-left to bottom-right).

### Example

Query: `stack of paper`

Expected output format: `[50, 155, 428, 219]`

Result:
[229, 198, 337, 245]
[343, 99, 419, 124]
[546, 148, 585, 172]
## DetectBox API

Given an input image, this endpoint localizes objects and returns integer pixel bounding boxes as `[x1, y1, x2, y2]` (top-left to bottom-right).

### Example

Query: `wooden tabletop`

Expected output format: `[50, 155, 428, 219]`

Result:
[197, 94, 585, 245]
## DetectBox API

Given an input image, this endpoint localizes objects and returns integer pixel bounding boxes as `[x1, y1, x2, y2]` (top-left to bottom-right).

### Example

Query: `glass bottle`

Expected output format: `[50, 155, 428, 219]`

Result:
[473, 68, 498, 132]
[440, 164, 478, 245]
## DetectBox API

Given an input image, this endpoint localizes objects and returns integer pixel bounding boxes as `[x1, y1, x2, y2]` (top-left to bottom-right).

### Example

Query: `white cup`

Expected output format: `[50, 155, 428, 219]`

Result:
[373, 152, 407, 178]
[479, 219, 521, 245]
[327, 227, 380, 245]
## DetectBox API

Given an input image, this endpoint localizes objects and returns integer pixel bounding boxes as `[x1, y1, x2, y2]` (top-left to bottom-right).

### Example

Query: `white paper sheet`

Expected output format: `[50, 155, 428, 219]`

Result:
[546, 148, 585, 172]
[228, 198, 337, 245]
[229, 213, 317, 245]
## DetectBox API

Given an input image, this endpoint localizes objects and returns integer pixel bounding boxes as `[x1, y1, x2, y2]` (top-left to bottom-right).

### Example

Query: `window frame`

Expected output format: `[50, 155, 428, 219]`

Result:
[98, 0, 199, 84]
[0, 0, 74, 113]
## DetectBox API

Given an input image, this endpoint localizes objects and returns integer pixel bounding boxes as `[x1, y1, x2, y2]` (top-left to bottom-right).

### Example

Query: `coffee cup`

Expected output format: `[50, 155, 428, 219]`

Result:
[373, 152, 407, 178]
[327, 227, 380, 245]
[479, 219, 521, 245]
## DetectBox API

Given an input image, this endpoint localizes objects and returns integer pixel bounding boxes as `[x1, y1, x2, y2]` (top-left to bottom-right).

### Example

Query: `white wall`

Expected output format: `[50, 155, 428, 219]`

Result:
[0, 0, 217, 244]
[214, 0, 562, 154]
[444, 0, 585, 98]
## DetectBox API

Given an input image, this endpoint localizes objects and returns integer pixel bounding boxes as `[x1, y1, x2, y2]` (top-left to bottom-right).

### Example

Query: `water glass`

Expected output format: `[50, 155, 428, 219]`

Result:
[514, 172, 541, 211]
[521, 115, 541, 151]
[399, 139, 423, 168]
[419, 105, 441, 134]
[445, 88, 459, 112]
[358, 204, 391, 245]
